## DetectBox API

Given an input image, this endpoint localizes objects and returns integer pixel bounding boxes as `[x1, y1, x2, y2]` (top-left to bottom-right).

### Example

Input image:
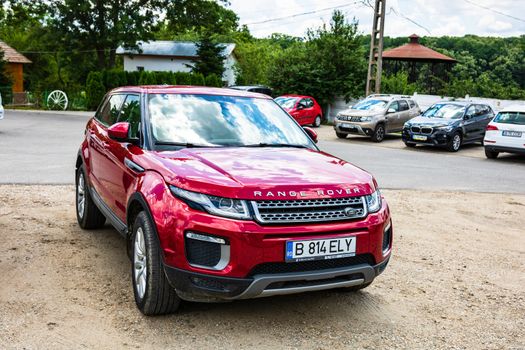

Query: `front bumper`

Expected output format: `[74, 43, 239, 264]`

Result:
[165, 257, 390, 302]
[334, 121, 375, 136]
[402, 128, 452, 146]
[155, 192, 392, 300]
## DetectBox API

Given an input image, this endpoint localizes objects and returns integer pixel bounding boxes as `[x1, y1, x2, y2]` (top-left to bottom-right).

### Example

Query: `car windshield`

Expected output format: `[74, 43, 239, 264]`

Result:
[148, 94, 314, 148]
[493, 111, 525, 125]
[423, 104, 465, 119]
[275, 97, 298, 109]
[352, 99, 387, 111]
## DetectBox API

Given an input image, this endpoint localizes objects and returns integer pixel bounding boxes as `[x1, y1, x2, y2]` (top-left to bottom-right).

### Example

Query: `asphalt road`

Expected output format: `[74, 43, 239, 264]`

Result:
[1, 110, 524, 193]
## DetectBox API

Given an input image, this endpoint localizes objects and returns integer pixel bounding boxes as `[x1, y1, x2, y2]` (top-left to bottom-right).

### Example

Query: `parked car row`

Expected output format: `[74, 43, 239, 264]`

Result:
[334, 95, 525, 158]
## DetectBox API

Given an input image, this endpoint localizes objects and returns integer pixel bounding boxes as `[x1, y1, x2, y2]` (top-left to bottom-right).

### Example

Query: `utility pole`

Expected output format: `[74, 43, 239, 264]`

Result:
[365, 0, 386, 96]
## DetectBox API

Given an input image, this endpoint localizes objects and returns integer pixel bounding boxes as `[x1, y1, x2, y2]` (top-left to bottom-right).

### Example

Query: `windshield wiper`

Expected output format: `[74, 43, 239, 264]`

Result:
[243, 143, 309, 148]
[154, 141, 216, 148]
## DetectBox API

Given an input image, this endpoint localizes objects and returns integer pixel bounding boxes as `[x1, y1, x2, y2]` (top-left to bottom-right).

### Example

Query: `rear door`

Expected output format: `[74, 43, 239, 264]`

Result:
[101, 94, 143, 220]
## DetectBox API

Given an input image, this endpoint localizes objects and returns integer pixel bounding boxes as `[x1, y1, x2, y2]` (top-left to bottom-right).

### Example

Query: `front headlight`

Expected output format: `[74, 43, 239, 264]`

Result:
[170, 186, 251, 220]
[359, 116, 372, 122]
[366, 190, 382, 213]
[435, 125, 454, 132]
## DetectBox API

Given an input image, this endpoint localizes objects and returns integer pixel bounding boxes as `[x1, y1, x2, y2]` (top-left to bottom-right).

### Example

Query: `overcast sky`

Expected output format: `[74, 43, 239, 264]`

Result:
[228, 0, 525, 38]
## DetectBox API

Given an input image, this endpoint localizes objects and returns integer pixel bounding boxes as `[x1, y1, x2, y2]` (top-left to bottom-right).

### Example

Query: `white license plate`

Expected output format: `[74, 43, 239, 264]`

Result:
[285, 236, 356, 262]
[502, 130, 522, 137]
[413, 135, 428, 141]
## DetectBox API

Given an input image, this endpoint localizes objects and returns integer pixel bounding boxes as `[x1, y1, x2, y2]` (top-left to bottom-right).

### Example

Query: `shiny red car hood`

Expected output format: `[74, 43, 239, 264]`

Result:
[148, 147, 376, 200]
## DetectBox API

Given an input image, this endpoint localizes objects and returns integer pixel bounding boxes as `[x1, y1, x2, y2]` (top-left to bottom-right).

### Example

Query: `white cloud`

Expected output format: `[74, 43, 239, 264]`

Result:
[228, 0, 525, 38]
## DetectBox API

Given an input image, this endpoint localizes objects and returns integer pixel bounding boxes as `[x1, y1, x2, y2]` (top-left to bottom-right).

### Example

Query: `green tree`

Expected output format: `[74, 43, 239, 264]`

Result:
[191, 34, 226, 78]
[86, 71, 105, 110]
[269, 10, 366, 107]
[49, 0, 164, 70]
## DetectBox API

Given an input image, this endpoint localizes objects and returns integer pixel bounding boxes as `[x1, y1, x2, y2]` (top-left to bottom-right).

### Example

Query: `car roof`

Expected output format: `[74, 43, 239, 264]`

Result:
[499, 104, 525, 113]
[110, 85, 273, 99]
[229, 85, 271, 90]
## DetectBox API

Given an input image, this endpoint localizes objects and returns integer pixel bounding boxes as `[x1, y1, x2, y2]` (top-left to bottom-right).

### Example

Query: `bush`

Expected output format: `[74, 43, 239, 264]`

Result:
[174, 72, 192, 85]
[205, 74, 222, 87]
[126, 71, 140, 86]
[86, 71, 105, 110]
[191, 73, 205, 86]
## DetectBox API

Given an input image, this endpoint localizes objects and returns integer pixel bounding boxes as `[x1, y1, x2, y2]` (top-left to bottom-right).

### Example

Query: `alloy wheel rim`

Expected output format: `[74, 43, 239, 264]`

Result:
[77, 173, 85, 219]
[134, 228, 147, 299]
[453, 135, 461, 150]
[377, 126, 384, 140]
[315, 116, 321, 126]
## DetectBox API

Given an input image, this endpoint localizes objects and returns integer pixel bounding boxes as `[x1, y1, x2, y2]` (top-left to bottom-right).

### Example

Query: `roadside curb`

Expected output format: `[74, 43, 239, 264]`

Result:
[6, 109, 94, 117]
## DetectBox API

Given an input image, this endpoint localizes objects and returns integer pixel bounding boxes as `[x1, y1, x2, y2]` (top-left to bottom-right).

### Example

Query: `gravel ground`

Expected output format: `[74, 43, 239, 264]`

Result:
[0, 186, 524, 349]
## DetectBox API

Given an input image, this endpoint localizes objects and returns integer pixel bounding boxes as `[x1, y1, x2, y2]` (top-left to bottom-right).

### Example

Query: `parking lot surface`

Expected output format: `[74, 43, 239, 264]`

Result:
[1, 186, 523, 349]
[1, 111, 525, 193]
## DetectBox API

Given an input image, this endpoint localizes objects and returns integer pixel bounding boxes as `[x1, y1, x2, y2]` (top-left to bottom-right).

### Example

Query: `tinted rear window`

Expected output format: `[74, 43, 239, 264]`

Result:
[493, 111, 525, 125]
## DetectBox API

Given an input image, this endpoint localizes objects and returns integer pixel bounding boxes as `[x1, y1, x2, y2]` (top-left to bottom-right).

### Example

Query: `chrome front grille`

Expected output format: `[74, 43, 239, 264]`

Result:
[338, 115, 361, 122]
[252, 196, 367, 224]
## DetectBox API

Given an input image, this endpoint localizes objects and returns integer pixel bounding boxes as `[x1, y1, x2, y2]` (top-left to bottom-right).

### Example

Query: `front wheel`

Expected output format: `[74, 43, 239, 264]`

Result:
[447, 132, 462, 152]
[131, 211, 180, 315]
[371, 124, 385, 142]
[485, 148, 499, 159]
[312, 115, 322, 127]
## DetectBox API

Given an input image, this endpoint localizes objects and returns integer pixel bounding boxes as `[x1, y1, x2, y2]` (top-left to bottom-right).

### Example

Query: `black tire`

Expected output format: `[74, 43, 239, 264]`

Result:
[339, 282, 372, 292]
[371, 124, 386, 143]
[131, 211, 180, 315]
[336, 132, 347, 139]
[313, 115, 322, 127]
[75, 167, 106, 229]
[485, 148, 499, 159]
[446, 132, 462, 152]
[404, 142, 416, 148]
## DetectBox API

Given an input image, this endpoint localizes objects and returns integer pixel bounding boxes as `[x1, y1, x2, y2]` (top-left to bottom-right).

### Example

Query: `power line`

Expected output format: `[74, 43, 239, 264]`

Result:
[242, 2, 362, 26]
[388, 7, 431, 34]
[462, 0, 525, 23]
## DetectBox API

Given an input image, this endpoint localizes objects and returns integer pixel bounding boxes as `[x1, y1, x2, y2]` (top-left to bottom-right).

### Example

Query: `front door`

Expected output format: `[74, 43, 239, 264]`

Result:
[101, 94, 142, 220]
[385, 101, 400, 132]
[463, 105, 478, 141]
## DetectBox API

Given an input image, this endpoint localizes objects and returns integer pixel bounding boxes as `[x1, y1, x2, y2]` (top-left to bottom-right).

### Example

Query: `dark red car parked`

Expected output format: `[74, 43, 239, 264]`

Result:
[75, 86, 392, 315]
[275, 94, 323, 127]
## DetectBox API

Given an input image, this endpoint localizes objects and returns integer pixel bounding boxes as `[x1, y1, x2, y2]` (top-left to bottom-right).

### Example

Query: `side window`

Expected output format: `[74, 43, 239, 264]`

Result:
[306, 98, 314, 108]
[389, 101, 399, 112]
[408, 100, 416, 108]
[118, 95, 141, 139]
[299, 99, 308, 108]
[399, 100, 409, 111]
[97, 94, 125, 125]
[465, 105, 476, 119]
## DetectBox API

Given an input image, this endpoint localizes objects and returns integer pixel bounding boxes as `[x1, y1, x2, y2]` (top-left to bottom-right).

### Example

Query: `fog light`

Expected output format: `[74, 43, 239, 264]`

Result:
[185, 232, 230, 270]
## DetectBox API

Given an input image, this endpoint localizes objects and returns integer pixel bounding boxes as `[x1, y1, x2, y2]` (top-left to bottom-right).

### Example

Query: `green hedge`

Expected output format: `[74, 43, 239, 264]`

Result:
[86, 70, 224, 109]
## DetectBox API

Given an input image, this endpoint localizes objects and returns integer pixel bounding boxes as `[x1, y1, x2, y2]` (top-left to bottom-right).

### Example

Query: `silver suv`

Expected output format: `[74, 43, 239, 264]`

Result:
[334, 95, 421, 142]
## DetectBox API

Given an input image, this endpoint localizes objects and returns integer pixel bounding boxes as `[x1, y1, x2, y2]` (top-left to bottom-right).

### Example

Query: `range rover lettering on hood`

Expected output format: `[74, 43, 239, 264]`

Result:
[254, 188, 361, 198]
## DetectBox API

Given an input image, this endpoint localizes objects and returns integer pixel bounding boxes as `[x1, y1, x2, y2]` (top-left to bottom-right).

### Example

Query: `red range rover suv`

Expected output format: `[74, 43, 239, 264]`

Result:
[75, 86, 392, 315]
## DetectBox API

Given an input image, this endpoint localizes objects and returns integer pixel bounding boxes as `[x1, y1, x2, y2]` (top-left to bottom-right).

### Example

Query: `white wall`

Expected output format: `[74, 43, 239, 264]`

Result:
[122, 54, 237, 86]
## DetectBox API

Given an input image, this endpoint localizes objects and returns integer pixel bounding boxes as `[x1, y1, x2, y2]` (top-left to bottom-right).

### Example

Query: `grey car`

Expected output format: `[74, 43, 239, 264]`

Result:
[334, 95, 421, 142]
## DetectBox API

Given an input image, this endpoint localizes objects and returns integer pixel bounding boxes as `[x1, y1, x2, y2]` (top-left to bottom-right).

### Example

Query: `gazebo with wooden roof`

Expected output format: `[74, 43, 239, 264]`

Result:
[380, 34, 456, 93]
[0, 40, 31, 94]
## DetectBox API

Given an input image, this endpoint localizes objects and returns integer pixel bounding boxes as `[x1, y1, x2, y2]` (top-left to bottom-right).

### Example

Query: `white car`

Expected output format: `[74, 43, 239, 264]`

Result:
[484, 105, 525, 159]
